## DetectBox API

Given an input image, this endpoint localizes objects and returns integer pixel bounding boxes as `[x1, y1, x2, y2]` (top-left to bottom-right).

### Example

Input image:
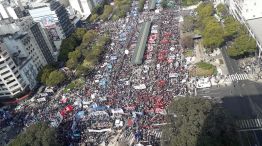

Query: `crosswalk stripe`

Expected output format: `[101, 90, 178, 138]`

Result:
[227, 73, 249, 81]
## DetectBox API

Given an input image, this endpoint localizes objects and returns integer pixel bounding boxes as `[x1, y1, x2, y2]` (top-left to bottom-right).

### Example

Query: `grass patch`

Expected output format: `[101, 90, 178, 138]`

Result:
[190, 61, 216, 76]
[184, 50, 194, 57]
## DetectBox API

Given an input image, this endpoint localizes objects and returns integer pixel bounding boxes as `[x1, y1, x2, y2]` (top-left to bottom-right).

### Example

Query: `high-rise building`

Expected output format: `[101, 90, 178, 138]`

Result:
[0, 17, 56, 99]
[69, 0, 94, 19]
[28, 1, 75, 50]
[68, 0, 105, 20]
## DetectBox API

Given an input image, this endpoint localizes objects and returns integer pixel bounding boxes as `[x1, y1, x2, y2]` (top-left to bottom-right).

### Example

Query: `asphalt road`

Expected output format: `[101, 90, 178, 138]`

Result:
[198, 48, 262, 146]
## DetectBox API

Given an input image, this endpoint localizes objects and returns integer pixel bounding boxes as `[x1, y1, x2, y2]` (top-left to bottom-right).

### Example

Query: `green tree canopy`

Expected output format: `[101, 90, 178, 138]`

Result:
[46, 70, 65, 86]
[66, 58, 78, 70]
[58, 36, 78, 62]
[72, 28, 87, 43]
[202, 19, 224, 50]
[196, 3, 214, 18]
[37, 65, 55, 85]
[216, 3, 228, 18]
[82, 30, 98, 44]
[227, 34, 257, 58]
[99, 5, 113, 21]
[90, 13, 99, 22]
[9, 122, 60, 146]
[162, 97, 239, 146]
[224, 16, 241, 40]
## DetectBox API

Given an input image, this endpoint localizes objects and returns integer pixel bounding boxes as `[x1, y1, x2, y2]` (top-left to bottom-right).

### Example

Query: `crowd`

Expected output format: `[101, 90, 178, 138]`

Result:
[0, 0, 192, 146]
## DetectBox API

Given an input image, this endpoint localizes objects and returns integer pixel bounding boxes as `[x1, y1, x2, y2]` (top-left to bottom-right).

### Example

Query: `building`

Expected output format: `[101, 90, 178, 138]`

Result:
[69, 0, 94, 20]
[225, 0, 262, 58]
[68, 0, 105, 20]
[28, 0, 74, 49]
[0, 17, 55, 99]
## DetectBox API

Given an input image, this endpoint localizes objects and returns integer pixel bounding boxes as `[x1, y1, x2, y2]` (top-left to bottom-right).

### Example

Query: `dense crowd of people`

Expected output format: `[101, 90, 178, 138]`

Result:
[0, 0, 192, 146]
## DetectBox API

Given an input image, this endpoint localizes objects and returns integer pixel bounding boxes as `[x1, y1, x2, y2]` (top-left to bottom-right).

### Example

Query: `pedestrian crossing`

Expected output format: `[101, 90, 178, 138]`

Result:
[226, 73, 249, 82]
[236, 119, 262, 129]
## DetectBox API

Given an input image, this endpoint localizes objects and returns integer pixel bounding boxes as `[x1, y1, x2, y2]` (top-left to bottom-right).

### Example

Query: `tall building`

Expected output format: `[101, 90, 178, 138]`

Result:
[28, 0, 74, 49]
[68, 0, 104, 20]
[69, 0, 94, 20]
[0, 17, 55, 99]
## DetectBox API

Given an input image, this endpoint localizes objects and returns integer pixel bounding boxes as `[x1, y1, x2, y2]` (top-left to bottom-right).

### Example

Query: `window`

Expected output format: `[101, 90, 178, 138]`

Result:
[0, 65, 7, 70]
[1, 70, 10, 75]
[6, 79, 15, 84]
[10, 83, 19, 89]
[4, 75, 13, 80]
[12, 88, 21, 94]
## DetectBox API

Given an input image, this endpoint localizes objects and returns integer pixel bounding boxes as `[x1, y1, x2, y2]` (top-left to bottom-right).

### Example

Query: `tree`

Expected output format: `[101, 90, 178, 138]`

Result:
[99, 5, 113, 21]
[181, 34, 194, 49]
[9, 122, 60, 146]
[58, 36, 78, 62]
[202, 19, 224, 50]
[224, 16, 241, 40]
[182, 16, 194, 32]
[82, 30, 98, 44]
[66, 58, 78, 70]
[162, 97, 239, 146]
[72, 28, 87, 43]
[216, 3, 228, 18]
[227, 34, 257, 58]
[37, 65, 55, 85]
[90, 14, 99, 22]
[68, 48, 81, 60]
[196, 3, 214, 18]
[46, 70, 65, 86]
[76, 65, 89, 77]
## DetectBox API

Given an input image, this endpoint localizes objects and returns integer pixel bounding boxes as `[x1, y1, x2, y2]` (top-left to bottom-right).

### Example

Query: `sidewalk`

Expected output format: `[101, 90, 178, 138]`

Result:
[192, 41, 231, 87]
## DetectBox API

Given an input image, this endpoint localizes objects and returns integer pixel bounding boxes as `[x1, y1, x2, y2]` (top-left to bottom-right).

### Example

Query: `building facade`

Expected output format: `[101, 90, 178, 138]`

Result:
[0, 17, 56, 99]
[28, 1, 74, 50]
[69, 0, 94, 20]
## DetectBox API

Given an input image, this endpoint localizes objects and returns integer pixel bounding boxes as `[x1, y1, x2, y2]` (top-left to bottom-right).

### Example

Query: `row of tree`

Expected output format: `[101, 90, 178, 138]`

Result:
[193, 3, 256, 57]
[38, 28, 110, 86]
[64, 29, 110, 77]
[162, 97, 239, 146]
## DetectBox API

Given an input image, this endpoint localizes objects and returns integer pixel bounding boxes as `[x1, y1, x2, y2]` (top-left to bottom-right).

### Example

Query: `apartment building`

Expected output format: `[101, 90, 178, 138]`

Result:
[69, 0, 97, 20]
[0, 17, 55, 99]
[28, 1, 75, 49]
